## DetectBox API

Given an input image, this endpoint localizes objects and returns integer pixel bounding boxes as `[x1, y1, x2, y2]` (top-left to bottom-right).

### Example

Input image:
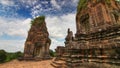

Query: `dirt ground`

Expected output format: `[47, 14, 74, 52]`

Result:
[0, 59, 119, 68]
[0, 60, 54, 68]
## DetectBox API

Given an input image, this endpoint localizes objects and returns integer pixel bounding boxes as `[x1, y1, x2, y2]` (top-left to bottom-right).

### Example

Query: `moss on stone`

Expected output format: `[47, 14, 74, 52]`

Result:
[105, 0, 111, 5]
[77, 0, 88, 13]
[77, 0, 113, 13]
[31, 16, 45, 26]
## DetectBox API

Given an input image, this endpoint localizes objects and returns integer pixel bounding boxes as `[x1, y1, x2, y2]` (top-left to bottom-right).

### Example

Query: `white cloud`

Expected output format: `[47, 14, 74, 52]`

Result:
[0, 13, 76, 52]
[73, 0, 79, 7]
[0, 0, 15, 6]
[0, 2, 19, 18]
[41, 1, 48, 4]
[46, 13, 76, 50]
[0, 0, 79, 52]
[51, 0, 61, 9]
[19, 0, 38, 8]
[72, 0, 79, 4]
[31, 4, 42, 18]
[0, 17, 31, 52]
[0, 17, 31, 37]
[50, 38, 64, 51]
[0, 40, 25, 52]
[30, 0, 79, 18]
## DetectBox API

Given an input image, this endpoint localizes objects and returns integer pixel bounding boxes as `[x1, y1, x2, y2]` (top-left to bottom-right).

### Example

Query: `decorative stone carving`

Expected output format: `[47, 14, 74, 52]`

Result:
[65, 28, 73, 42]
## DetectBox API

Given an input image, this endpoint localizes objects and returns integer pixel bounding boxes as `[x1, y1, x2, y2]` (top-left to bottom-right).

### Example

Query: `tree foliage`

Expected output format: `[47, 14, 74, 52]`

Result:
[6, 51, 23, 62]
[0, 50, 23, 63]
[31, 16, 45, 26]
[0, 50, 7, 63]
[77, 0, 88, 12]
[49, 49, 56, 57]
[105, 0, 111, 4]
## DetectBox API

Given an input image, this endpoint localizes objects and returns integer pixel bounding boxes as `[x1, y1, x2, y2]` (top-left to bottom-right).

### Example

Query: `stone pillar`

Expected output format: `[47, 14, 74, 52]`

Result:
[38, 47, 42, 58]
[44, 45, 47, 55]
[36, 48, 37, 56]
[42, 46, 45, 57]
[33, 48, 36, 57]
[41, 47, 43, 58]
[46, 43, 49, 55]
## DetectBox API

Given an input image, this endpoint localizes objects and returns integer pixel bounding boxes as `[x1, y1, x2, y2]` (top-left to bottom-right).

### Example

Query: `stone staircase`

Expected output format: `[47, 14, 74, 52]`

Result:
[51, 58, 67, 68]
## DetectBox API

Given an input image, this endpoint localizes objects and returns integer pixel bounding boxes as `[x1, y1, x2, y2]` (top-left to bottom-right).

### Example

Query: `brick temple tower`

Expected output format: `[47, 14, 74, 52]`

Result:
[53, 0, 120, 68]
[59, 0, 120, 67]
[76, 0, 120, 37]
[24, 16, 51, 60]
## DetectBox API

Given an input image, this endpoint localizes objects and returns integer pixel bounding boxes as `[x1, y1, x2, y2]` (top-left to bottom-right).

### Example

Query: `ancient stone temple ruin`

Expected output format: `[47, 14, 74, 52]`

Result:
[55, 46, 65, 58]
[53, 0, 120, 67]
[24, 16, 51, 60]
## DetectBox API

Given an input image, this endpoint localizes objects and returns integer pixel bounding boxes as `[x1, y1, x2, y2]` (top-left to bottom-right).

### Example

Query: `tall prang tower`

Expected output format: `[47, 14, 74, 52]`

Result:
[23, 16, 51, 60]
[76, 0, 120, 37]
[62, 0, 120, 67]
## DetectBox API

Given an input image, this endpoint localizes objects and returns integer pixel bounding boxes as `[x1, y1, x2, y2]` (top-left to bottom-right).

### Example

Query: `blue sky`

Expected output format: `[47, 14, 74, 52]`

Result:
[0, 0, 78, 52]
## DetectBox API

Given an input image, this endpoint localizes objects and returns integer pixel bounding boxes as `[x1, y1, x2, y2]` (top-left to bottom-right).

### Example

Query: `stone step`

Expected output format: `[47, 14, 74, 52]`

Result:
[60, 58, 67, 61]
[51, 62, 59, 68]
[51, 60, 67, 68]
[66, 59, 83, 63]
[91, 60, 120, 64]
[51, 63, 67, 68]
[53, 60, 66, 64]
[67, 63, 82, 68]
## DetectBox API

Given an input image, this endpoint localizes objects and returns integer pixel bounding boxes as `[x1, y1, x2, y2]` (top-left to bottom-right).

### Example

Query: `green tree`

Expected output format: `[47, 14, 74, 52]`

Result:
[49, 50, 56, 57]
[6, 51, 23, 62]
[15, 51, 23, 58]
[31, 16, 45, 26]
[0, 50, 7, 63]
